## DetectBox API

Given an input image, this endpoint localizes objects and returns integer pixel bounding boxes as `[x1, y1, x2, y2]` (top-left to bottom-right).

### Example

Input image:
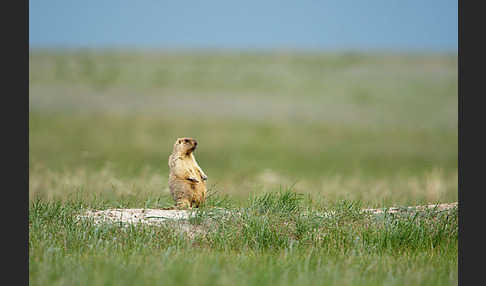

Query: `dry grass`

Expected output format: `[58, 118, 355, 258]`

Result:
[29, 162, 457, 208]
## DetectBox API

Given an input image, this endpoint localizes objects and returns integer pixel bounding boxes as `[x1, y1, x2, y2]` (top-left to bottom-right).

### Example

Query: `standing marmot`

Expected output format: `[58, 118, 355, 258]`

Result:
[168, 137, 208, 208]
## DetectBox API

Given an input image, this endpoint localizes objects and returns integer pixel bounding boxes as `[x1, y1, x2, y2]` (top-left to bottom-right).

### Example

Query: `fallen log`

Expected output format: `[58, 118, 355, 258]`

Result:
[76, 202, 458, 225]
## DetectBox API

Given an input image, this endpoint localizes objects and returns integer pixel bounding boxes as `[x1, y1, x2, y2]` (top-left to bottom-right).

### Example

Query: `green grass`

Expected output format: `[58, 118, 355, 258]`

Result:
[29, 191, 457, 286]
[29, 50, 457, 285]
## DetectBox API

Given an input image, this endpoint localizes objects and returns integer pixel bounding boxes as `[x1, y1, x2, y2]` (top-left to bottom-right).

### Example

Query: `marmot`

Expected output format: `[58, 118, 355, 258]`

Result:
[168, 137, 208, 208]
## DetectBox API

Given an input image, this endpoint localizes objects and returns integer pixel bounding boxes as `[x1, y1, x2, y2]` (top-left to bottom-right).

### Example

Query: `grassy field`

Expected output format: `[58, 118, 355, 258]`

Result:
[29, 50, 458, 285]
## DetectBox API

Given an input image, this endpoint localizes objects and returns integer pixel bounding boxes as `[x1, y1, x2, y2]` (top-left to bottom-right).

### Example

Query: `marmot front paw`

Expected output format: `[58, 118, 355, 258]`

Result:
[187, 177, 200, 183]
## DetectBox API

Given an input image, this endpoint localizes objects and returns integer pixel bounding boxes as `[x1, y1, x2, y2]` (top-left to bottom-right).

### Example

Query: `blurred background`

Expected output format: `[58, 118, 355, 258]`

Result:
[29, 0, 458, 207]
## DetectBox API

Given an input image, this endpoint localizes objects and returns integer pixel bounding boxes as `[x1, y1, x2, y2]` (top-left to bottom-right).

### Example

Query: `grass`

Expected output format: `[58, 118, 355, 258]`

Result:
[29, 50, 457, 285]
[29, 190, 457, 286]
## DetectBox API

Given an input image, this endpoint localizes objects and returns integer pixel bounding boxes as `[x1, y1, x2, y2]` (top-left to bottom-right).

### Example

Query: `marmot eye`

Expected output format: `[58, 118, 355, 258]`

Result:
[184, 139, 189, 143]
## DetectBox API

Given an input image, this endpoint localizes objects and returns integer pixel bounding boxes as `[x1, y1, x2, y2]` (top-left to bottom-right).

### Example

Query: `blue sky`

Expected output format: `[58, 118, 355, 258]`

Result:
[29, 0, 457, 51]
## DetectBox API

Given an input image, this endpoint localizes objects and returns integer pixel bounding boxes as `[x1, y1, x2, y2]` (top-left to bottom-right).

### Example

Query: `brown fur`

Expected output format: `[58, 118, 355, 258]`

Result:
[168, 137, 208, 209]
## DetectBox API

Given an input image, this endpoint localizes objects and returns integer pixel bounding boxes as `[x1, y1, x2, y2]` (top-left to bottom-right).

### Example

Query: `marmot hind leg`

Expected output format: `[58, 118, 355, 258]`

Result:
[174, 198, 192, 209]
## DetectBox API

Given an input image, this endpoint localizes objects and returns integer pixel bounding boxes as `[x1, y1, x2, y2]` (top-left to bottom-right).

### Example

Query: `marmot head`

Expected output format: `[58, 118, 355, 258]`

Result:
[173, 137, 198, 155]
